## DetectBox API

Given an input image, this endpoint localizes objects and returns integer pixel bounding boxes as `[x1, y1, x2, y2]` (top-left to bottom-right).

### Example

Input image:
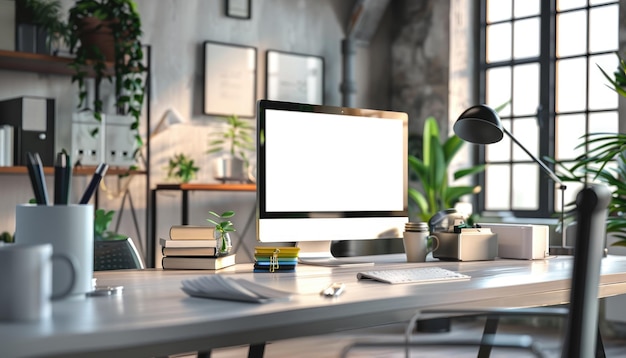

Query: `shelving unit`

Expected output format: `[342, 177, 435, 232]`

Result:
[0, 49, 151, 259]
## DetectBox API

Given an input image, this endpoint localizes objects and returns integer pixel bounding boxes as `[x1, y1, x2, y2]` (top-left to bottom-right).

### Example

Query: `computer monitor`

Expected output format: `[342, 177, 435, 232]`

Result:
[256, 100, 409, 258]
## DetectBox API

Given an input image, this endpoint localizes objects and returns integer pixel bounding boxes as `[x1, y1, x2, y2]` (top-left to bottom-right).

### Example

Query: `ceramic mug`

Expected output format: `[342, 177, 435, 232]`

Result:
[15, 204, 94, 297]
[402, 224, 440, 263]
[0, 243, 77, 321]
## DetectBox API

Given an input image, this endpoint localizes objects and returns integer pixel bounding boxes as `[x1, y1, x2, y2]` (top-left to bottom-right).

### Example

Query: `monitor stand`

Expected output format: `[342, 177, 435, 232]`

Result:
[296, 241, 374, 267]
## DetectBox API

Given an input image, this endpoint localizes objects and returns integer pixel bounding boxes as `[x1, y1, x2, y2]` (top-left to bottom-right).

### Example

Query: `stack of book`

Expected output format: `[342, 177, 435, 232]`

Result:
[161, 225, 236, 270]
[254, 247, 300, 272]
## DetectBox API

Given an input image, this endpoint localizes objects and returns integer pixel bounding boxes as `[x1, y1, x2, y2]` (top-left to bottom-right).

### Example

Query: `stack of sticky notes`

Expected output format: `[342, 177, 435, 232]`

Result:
[254, 247, 300, 272]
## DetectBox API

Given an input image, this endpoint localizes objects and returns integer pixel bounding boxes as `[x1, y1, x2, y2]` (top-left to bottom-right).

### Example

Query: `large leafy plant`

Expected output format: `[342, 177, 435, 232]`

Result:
[547, 53, 626, 246]
[408, 117, 485, 222]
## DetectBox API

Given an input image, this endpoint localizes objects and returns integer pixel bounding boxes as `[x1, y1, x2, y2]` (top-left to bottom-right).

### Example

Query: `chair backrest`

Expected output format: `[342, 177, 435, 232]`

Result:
[94, 237, 145, 271]
[562, 184, 611, 358]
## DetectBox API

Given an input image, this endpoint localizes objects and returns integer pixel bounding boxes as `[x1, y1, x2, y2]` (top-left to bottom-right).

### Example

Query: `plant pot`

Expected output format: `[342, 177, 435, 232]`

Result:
[78, 17, 115, 61]
[215, 231, 232, 256]
[213, 156, 247, 183]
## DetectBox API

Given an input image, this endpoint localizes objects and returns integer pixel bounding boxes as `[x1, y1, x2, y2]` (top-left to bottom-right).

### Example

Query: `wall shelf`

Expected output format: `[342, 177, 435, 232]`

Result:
[0, 166, 146, 176]
[0, 49, 113, 77]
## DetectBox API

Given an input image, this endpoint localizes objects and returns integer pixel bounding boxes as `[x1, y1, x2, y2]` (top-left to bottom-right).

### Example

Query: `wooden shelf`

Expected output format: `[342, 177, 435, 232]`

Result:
[0, 166, 145, 176]
[0, 49, 113, 77]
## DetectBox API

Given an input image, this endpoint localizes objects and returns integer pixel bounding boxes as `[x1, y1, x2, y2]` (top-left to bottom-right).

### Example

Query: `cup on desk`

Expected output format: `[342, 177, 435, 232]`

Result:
[15, 204, 94, 298]
[403, 222, 439, 262]
[0, 243, 77, 321]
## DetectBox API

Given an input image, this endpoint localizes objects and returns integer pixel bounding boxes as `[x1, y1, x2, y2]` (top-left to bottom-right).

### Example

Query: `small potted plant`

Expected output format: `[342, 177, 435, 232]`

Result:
[66, 0, 146, 151]
[94, 209, 126, 241]
[207, 115, 255, 182]
[206, 210, 235, 255]
[165, 153, 200, 183]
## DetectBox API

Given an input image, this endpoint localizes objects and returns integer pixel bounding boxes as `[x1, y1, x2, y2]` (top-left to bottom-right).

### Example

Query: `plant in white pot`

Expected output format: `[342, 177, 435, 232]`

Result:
[207, 115, 255, 182]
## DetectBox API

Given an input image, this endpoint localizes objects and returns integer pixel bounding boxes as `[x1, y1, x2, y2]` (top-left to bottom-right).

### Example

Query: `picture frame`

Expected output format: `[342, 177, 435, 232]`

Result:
[203, 41, 257, 117]
[225, 0, 251, 19]
[266, 50, 324, 105]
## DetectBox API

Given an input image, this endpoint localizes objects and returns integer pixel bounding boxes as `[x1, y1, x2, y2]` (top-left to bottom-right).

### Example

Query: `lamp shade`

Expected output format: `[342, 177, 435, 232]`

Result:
[453, 105, 504, 144]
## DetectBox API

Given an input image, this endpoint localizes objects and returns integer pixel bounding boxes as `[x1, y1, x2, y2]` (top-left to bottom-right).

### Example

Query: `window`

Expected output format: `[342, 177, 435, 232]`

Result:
[479, 0, 619, 218]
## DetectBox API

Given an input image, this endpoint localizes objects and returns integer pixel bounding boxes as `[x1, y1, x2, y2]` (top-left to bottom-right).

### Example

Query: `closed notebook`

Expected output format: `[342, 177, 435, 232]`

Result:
[160, 237, 217, 248]
[162, 254, 236, 270]
[169, 225, 215, 240]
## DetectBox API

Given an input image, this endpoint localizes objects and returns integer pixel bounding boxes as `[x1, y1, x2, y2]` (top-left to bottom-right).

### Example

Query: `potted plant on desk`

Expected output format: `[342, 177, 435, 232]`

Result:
[206, 210, 236, 256]
[165, 153, 200, 184]
[207, 115, 255, 183]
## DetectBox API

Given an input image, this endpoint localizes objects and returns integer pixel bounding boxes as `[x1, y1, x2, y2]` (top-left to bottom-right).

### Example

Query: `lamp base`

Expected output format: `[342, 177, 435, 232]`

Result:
[549, 246, 574, 256]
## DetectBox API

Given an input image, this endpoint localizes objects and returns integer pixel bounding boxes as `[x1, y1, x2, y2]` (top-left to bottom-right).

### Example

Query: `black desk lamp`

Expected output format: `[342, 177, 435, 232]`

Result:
[453, 104, 572, 255]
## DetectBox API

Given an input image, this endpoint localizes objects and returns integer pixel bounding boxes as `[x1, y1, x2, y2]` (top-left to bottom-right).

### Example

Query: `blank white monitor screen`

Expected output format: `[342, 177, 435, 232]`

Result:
[257, 100, 409, 245]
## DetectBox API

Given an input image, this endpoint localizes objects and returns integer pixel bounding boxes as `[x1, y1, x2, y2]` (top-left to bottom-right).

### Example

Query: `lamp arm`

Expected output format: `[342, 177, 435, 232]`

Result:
[502, 127, 564, 186]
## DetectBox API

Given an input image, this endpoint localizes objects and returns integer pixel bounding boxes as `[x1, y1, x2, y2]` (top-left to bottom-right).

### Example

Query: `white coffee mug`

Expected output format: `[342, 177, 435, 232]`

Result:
[403, 231, 440, 263]
[15, 204, 94, 297]
[0, 243, 77, 321]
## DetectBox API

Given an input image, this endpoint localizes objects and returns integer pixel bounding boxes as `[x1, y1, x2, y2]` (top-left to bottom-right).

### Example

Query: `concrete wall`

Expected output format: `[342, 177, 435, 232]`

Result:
[0, 0, 394, 266]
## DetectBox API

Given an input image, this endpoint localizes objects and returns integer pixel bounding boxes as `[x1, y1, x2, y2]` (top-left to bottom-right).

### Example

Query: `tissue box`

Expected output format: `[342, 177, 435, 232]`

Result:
[432, 228, 498, 261]
[479, 223, 549, 260]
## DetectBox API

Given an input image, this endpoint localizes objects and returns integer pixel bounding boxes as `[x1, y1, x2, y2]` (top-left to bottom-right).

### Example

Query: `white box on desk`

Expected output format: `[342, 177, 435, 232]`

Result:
[479, 223, 549, 260]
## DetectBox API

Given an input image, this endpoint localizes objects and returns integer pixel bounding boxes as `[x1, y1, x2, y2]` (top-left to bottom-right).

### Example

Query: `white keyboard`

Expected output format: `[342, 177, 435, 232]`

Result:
[357, 267, 470, 284]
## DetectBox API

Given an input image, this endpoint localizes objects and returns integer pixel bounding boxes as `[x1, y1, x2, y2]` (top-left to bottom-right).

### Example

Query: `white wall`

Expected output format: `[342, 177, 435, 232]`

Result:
[0, 0, 394, 266]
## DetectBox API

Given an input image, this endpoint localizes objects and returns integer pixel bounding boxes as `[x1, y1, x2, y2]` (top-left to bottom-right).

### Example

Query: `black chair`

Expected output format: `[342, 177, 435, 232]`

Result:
[94, 237, 145, 271]
[341, 184, 612, 358]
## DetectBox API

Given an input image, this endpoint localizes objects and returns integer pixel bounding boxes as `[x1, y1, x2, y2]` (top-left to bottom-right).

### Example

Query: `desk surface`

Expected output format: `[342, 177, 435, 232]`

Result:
[4, 255, 626, 358]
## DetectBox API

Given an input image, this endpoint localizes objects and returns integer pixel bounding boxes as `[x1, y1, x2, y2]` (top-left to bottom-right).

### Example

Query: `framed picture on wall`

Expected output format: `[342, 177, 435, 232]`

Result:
[266, 50, 324, 105]
[225, 0, 251, 19]
[203, 41, 257, 117]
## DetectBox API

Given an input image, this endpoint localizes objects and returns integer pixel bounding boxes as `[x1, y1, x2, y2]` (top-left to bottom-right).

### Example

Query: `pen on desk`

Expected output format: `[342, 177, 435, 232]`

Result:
[79, 163, 109, 204]
[54, 152, 71, 205]
[26, 152, 49, 205]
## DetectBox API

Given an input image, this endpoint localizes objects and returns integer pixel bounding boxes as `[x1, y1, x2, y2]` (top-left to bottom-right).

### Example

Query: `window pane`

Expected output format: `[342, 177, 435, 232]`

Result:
[513, 18, 540, 59]
[557, 11, 587, 57]
[487, 23, 512, 62]
[589, 5, 618, 53]
[590, 0, 618, 6]
[486, 67, 512, 116]
[485, 164, 511, 210]
[512, 64, 539, 116]
[511, 117, 539, 161]
[589, 112, 618, 133]
[556, 58, 587, 112]
[486, 119, 511, 161]
[589, 54, 619, 110]
[555, 114, 586, 160]
[487, 0, 512, 22]
[514, 0, 540, 17]
[512, 164, 538, 210]
[557, 0, 587, 11]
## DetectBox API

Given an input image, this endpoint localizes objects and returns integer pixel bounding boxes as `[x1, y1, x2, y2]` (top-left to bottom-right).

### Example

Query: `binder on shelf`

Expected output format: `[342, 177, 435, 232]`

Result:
[0, 97, 55, 166]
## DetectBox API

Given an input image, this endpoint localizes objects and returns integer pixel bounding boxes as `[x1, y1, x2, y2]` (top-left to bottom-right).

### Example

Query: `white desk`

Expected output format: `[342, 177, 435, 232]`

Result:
[3, 255, 626, 358]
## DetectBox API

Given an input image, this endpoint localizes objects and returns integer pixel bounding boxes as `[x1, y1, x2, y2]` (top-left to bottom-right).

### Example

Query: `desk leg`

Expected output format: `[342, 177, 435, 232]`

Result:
[248, 343, 265, 358]
[182, 190, 189, 225]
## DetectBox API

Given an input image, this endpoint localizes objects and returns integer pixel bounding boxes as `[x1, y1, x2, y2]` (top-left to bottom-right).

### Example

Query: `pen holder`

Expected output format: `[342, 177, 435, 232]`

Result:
[15, 204, 94, 298]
